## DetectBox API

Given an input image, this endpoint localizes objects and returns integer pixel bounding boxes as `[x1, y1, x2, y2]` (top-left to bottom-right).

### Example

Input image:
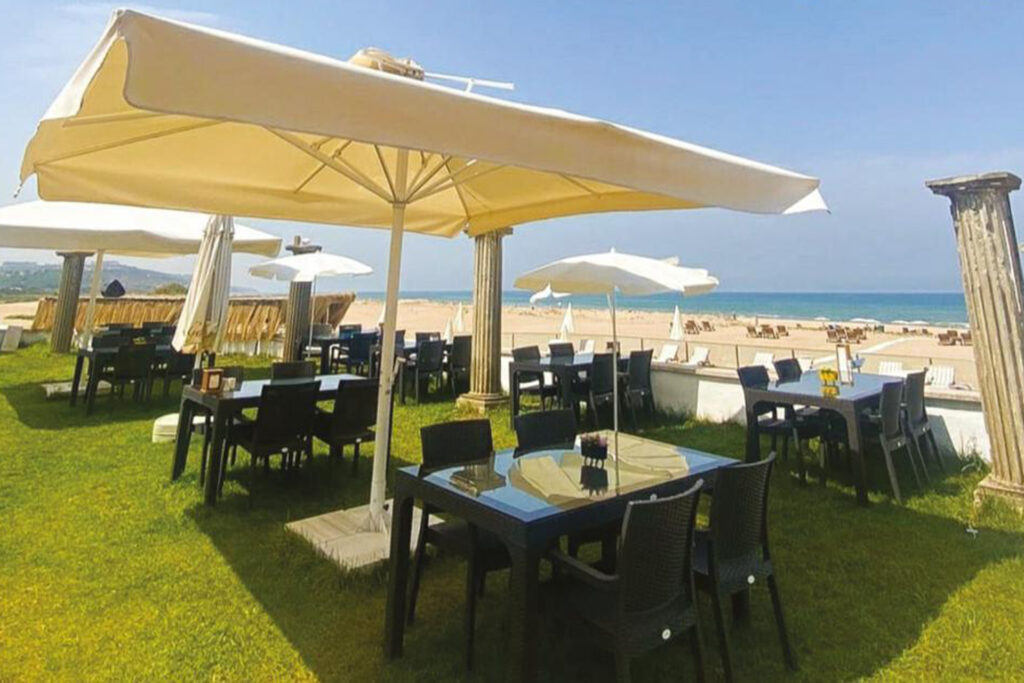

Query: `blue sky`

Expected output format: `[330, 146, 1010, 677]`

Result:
[1, 1, 1022, 294]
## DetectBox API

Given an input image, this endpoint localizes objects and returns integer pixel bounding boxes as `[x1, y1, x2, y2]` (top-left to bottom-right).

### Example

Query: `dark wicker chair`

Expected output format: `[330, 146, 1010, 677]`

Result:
[415, 331, 441, 344]
[737, 365, 819, 481]
[693, 454, 796, 681]
[548, 480, 706, 683]
[227, 380, 321, 499]
[408, 419, 510, 670]
[401, 339, 444, 403]
[271, 360, 316, 380]
[446, 335, 472, 394]
[581, 353, 620, 429]
[514, 408, 577, 455]
[773, 358, 802, 382]
[511, 345, 558, 411]
[862, 380, 923, 503]
[312, 379, 377, 474]
[624, 349, 654, 429]
[344, 331, 378, 376]
[904, 370, 945, 476]
[89, 342, 156, 414]
[160, 350, 196, 397]
[549, 342, 574, 358]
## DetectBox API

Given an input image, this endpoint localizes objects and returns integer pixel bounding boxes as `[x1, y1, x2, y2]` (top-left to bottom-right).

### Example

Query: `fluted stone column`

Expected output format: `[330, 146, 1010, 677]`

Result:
[457, 228, 512, 413]
[282, 280, 312, 361]
[51, 251, 88, 353]
[927, 172, 1024, 507]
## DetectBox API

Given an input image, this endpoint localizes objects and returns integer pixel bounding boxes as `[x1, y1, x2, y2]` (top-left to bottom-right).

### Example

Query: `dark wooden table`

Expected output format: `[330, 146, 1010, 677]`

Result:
[69, 344, 172, 409]
[170, 373, 364, 505]
[384, 432, 733, 682]
[742, 371, 891, 506]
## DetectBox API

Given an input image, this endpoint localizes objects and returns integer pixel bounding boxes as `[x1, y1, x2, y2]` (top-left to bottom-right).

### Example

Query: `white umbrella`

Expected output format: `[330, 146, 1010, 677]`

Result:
[669, 305, 684, 341]
[249, 251, 372, 347]
[559, 302, 576, 340]
[516, 250, 718, 486]
[0, 200, 281, 345]
[529, 283, 570, 304]
[442, 318, 454, 343]
[376, 304, 387, 328]
[19, 9, 826, 523]
[173, 215, 233, 355]
[453, 301, 466, 333]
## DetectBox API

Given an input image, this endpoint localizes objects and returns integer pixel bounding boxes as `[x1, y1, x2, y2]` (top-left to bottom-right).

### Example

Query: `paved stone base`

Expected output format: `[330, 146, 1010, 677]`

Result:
[456, 392, 507, 414]
[974, 474, 1024, 511]
[42, 378, 111, 400]
[286, 500, 436, 570]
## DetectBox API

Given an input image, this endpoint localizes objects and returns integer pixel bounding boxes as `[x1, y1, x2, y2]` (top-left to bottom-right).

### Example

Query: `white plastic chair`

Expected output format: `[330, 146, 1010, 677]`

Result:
[656, 344, 678, 363]
[752, 351, 774, 370]
[927, 365, 955, 389]
[877, 360, 905, 377]
[580, 339, 595, 354]
[684, 346, 710, 367]
[797, 357, 814, 372]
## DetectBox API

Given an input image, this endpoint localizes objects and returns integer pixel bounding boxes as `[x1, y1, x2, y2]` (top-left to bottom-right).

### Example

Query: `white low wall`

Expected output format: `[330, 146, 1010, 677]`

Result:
[499, 354, 990, 460]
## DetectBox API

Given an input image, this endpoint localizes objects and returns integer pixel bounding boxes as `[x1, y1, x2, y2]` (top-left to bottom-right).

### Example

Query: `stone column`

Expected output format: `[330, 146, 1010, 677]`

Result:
[51, 251, 88, 353]
[457, 228, 512, 413]
[927, 172, 1024, 507]
[282, 280, 312, 361]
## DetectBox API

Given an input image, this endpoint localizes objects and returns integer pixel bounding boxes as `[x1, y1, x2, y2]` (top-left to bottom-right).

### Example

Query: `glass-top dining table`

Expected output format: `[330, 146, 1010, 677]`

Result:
[384, 430, 735, 681]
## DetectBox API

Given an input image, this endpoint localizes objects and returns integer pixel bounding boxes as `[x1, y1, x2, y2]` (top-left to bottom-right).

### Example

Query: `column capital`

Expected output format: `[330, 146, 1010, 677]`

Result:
[55, 250, 94, 259]
[467, 226, 514, 240]
[926, 171, 1021, 197]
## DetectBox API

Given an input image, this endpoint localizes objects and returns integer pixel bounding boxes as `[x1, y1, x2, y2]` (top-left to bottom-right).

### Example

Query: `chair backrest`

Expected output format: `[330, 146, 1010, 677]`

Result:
[420, 419, 493, 470]
[311, 323, 334, 338]
[450, 335, 472, 369]
[104, 322, 132, 330]
[590, 353, 615, 395]
[254, 380, 321, 445]
[114, 343, 156, 379]
[549, 342, 574, 358]
[773, 357, 801, 382]
[753, 352, 775, 369]
[415, 331, 441, 344]
[903, 370, 927, 427]
[167, 350, 197, 374]
[618, 480, 702, 614]
[512, 345, 540, 363]
[91, 332, 125, 349]
[657, 344, 678, 363]
[707, 455, 774, 575]
[878, 360, 904, 377]
[879, 380, 905, 440]
[271, 360, 316, 380]
[688, 346, 710, 366]
[329, 379, 378, 439]
[347, 332, 379, 362]
[141, 321, 164, 330]
[927, 365, 954, 389]
[737, 364, 770, 388]
[339, 323, 362, 335]
[415, 339, 445, 372]
[627, 349, 653, 392]
[514, 409, 577, 453]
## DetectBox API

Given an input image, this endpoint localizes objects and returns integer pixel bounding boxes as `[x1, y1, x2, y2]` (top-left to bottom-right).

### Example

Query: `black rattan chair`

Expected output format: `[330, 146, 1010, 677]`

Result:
[514, 408, 577, 455]
[549, 342, 574, 358]
[862, 380, 922, 503]
[447, 335, 472, 394]
[227, 380, 321, 499]
[581, 353, 620, 429]
[270, 360, 316, 380]
[624, 349, 654, 428]
[401, 339, 444, 403]
[89, 343, 156, 414]
[693, 454, 796, 681]
[511, 345, 558, 411]
[904, 370, 945, 477]
[408, 419, 511, 670]
[548, 480, 706, 683]
[345, 331, 378, 376]
[313, 379, 377, 474]
[773, 358, 802, 382]
[738, 365, 819, 481]
[415, 331, 441, 344]
[160, 350, 196, 397]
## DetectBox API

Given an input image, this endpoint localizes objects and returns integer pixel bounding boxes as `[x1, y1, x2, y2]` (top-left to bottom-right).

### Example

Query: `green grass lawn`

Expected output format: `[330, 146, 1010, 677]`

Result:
[1, 344, 1022, 681]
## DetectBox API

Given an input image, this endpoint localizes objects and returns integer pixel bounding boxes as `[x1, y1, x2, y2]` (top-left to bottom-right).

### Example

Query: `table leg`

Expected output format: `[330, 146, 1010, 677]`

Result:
[84, 356, 100, 416]
[171, 396, 195, 480]
[320, 344, 331, 375]
[507, 542, 542, 683]
[203, 407, 227, 505]
[69, 354, 85, 407]
[745, 405, 762, 463]
[844, 406, 869, 506]
[384, 492, 415, 660]
[510, 370, 520, 429]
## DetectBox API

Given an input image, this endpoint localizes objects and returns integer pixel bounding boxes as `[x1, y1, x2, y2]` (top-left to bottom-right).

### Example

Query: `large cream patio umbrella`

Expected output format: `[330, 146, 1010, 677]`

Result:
[0, 199, 281, 347]
[19, 9, 826, 522]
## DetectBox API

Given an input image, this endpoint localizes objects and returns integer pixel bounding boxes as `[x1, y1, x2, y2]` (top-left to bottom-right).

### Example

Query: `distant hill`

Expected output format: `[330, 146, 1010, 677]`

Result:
[0, 260, 189, 296]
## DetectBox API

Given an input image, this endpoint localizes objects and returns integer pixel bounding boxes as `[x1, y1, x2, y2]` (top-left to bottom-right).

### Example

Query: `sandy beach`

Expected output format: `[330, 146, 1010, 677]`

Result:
[2, 296, 979, 387]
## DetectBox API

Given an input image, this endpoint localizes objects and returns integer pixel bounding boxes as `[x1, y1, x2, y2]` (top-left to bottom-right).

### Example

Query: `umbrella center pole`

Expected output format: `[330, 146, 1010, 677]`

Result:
[608, 290, 620, 492]
[79, 249, 105, 349]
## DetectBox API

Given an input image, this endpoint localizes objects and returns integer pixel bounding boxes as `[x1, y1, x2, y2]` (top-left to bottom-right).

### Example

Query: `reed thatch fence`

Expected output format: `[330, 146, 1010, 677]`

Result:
[32, 293, 355, 343]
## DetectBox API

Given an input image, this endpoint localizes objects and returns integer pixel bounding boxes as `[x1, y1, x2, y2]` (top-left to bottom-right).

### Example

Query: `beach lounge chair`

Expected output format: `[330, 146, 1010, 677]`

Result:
[776, 324, 789, 337]
[0, 325, 22, 352]
[826, 328, 841, 343]
[926, 365, 955, 390]
[656, 344, 678, 363]
[702, 320, 715, 332]
[760, 324, 778, 339]
[685, 320, 701, 335]
[877, 360, 905, 377]
[752, 352, 775, 371]
[683, 346, 710, 367]
[747, 325, 762, 339]
[960, 331, 972, 346]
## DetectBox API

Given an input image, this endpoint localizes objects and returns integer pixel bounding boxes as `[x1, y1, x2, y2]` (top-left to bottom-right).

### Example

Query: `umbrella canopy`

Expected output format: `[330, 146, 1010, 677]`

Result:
[248, 252, 372, 282]
[529, 283, 570, 304]
[19, 9, 825, 520]
[453, 301, 466, 333]
[0, 200, 280, 257]
[669, 305, 684, 341]
[560, 302, 576, 336]
[173, 215, 233, 354]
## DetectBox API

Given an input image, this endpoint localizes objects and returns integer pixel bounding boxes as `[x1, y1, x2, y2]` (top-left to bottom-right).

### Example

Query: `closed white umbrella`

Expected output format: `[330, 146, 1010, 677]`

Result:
[516, 250, 718, 486]
[669, 305, 684, 341]
[453, 301, 466, 334]
[173, 215, 233, 355]
[20, 9, 825, 521]
[249, 251, 372, 348]
[529, 283, 570, 304]
[442, 318, 454, 343]
[559, 302, 576, 340]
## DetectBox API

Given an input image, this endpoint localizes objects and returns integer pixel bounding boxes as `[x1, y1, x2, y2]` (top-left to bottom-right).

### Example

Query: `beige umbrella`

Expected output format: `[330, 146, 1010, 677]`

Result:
[19, 9, 826, 522]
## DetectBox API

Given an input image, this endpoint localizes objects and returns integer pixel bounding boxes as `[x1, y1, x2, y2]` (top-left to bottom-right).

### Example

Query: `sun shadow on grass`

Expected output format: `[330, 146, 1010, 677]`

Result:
[0, 380, 189, 430]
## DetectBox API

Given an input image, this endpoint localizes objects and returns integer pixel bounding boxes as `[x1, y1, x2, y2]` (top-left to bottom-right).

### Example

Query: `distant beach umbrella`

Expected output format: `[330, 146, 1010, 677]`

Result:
[849, 317, 881, 326]
[669, 305, 684, 341]
[453, 301, 466, 333]
[443, 318, 453, 343]
[529, 283, 570, 304]
[516, 249, 718, 487]
[377, 303, 386, 327]
[560, 303, 576, 338]
[814, 316, 830, 322]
